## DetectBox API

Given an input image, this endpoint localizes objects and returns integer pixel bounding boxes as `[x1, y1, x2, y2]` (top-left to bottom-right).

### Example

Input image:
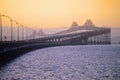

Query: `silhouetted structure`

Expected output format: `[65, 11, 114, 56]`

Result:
[53, 19, 111, 45]
[0, 19, 111, 53]
[70, 21, 79, 29]
[0, 19, 111, 67]
[38, 29, 45, 36]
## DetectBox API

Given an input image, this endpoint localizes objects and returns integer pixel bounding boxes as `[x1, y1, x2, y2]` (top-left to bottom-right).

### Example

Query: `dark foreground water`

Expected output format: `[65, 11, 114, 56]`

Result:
[0, 45, 120, 80]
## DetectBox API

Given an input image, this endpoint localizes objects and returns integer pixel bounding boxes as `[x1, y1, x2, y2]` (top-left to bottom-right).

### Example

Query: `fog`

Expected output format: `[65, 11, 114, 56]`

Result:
[1, 27, 120, 43]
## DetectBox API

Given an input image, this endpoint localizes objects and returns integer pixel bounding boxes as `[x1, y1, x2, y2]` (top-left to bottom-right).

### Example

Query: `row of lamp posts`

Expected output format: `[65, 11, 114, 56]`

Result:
[0, 13, 35, 42]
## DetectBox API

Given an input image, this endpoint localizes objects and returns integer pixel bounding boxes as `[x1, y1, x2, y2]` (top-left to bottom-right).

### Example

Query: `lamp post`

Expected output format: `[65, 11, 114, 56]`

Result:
[17, 23, 19, 41]
[12, 20, 19, 41]
[26, 27, 27, 41]
[0, 13, 2, 42]
[33, 30, 36, 40]
[2, 15, 13, 42]
[29, 28, 31, 40]
[32, 30, 34, 40]
[28, 28, 30, 40]
[21, 25, 24, 41]
[31, 29, 33, 40]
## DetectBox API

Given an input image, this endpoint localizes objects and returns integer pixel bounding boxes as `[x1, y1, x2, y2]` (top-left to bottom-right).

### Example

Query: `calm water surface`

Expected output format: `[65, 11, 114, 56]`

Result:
[0, 45, 120, 80]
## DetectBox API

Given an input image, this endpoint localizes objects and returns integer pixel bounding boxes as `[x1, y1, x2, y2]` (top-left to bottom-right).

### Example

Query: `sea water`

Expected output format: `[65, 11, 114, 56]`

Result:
[0, 45, 120, 80]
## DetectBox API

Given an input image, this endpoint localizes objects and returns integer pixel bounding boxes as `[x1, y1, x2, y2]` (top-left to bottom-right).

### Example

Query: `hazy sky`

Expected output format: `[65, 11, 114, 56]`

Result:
[0, 0, 120, 28]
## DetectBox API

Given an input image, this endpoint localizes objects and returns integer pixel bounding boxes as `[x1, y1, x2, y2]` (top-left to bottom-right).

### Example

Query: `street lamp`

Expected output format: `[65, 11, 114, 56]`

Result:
[2, 15, 13, 42]
[17, 23, 19, 41]
[31, 29, 33, 40]
[33, 30, 36, 40]
[29, 28, 31, 40]
[32, 30, 35, 40]
[0, 13, 2, 42]
[12, 20, 19, 41]
[21, 25, 24, 41]
[25, 27, 28, 41]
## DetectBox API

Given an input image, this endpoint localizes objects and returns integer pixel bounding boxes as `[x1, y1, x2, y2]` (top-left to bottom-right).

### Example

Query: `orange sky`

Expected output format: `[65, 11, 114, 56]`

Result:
[0, 0, 120, 28]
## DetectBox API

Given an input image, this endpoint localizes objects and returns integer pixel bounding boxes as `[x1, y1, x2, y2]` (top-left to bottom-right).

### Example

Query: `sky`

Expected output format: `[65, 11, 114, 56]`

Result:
[0, 0, 120, 29]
